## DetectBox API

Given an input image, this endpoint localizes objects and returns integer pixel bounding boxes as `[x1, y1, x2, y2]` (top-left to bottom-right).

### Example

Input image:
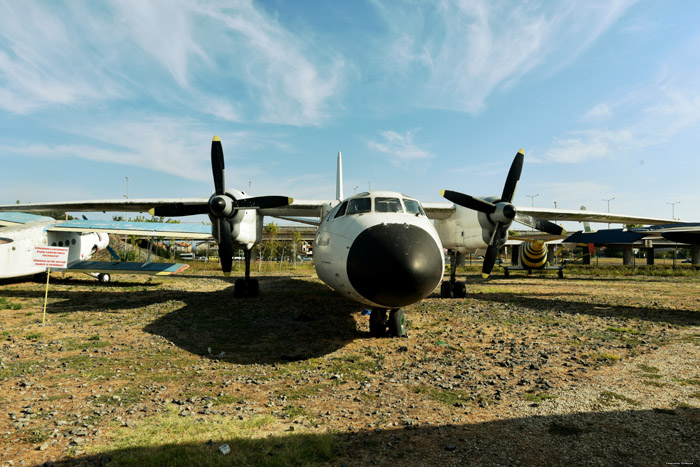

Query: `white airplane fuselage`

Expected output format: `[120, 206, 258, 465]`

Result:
[314, 191, 445, 308]
[0, 220, 109, 279]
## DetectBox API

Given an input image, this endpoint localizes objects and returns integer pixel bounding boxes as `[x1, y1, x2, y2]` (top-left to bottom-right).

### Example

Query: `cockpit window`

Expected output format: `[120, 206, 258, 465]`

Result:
[403, 198, 425, 216]
[333, 201, 348, 219]
[347, 198, 371, 215]
[375, 197, 404, 213]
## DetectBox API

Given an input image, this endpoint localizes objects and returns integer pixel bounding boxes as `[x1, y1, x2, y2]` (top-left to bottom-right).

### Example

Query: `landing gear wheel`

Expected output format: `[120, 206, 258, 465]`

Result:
[233, 278, 260, 298]
[503, 269, 510, 278]
[558, 269, 564, 279]
[440, 281, 453, 299]
[247, 278, 259, 297]
[453, 282, 466, 298]
[233, 278, 246, 298]
[97, 273, 111, 284]
[369, 308, 387, 337]
[388, 309, 407, 337]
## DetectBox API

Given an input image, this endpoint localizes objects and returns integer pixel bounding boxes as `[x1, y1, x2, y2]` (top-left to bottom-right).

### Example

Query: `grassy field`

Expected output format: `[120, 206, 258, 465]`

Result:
[1, 266, 699, 465]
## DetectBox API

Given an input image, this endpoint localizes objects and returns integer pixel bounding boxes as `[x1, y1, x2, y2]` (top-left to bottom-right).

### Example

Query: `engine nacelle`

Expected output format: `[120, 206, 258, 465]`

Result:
[434, 196, 512, 253]
[208, 189, 261, 250]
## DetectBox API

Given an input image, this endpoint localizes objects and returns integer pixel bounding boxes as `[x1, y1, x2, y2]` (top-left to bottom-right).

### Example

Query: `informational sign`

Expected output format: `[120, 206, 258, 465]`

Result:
[33, 246, 69, 269]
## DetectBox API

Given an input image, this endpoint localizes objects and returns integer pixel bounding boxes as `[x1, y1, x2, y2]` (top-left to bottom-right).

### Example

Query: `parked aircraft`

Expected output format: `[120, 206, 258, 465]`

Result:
[0, 213, 203, 282]
[0, 139, 674, 337]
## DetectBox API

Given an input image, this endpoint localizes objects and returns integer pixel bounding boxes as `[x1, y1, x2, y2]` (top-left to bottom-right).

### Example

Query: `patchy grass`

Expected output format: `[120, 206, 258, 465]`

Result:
[598, 391, 639, 407]
[89, 406, 336, 466]
[637, 364, 659, 373]
[525, 392, 558, 403]
[584, 352, 621, 366]
[0, 297, 22, 310]
[671, 378, 700, 386]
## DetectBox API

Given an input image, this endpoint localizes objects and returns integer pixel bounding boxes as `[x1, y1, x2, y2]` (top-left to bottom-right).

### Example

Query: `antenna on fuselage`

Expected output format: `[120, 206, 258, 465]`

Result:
[336, 151, 344, 201]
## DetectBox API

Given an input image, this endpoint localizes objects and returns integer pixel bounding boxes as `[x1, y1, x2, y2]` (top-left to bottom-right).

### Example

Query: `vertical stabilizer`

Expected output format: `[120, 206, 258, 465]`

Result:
[580, 206, 592, 232]
[336, 151, 344, 201]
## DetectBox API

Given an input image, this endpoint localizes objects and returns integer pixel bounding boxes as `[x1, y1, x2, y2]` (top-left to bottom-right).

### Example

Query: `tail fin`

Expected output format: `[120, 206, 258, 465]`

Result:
[336, 151, 344, 201]
[580, 206, 592, 232]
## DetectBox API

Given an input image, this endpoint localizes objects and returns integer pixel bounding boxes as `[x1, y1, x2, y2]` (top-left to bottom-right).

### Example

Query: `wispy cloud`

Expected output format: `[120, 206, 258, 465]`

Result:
[373, 0, 636, 114]
[0, 1, 343, 125]
[543, 129, 636, 163]
[368, 129, 434, 166]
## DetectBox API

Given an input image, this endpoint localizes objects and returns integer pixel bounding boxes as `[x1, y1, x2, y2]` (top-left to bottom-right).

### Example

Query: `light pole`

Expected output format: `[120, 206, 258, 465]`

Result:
[602, 197, 614, 228]
[526, 194, 539, 207]
[124, 176, 130, 259]
[553, 201, 557, 209]
[666, 201, 680, 220]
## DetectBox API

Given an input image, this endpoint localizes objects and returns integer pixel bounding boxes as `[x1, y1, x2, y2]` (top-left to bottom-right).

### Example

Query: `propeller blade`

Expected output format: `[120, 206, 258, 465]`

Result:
[211, 136, 226, 196]
[482, 224, 504, 278]
[441, 190, 496, 214]
[515, 213, 567, 236]
[218, 218, 233, 276]
[232, 196, 294, 210]
[151, 203, 209, 217]
[501, 149, 524, 203]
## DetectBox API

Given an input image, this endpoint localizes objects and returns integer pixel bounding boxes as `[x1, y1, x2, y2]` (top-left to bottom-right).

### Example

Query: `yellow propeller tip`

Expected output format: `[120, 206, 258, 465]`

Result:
[223, 272, 231, 278]
[288, 197, 294, 204]
[439, 190, 446, 196]
[213, 135, 221, 142]
[518, 148, 525, 154]
[148, 208, 155, 216]
[481, 273, 490, 279]
[562, 229, 567, 235]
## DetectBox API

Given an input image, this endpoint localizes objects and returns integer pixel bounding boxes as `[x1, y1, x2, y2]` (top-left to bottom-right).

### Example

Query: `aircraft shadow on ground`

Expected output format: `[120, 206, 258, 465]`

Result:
[53, 407, 700, 466]
[461, 290, 700, 327]
[1, 276, 362, 365]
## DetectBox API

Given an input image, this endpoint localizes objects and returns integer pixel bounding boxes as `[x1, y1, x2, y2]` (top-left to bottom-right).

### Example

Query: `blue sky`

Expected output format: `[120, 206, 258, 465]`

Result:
[1, 0, 699, 226]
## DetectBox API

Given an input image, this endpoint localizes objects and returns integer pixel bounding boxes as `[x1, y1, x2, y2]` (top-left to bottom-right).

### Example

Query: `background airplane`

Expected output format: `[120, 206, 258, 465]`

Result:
[0, 212, 208, 282]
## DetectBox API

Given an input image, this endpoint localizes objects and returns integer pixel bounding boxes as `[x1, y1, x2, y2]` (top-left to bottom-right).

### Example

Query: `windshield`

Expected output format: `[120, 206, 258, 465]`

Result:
[375, 197, 404, 213]
[403, 198, 425, 216]
[347, 198, 371, 215]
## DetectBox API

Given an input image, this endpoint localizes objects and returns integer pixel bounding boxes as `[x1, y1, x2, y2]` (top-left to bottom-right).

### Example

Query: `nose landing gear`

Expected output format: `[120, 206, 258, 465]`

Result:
[440, 250, 467, 298]
[369, 308, 406, 337]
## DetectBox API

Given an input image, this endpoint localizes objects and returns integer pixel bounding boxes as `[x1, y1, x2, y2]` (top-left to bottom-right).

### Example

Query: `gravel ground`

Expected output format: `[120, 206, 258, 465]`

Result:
[1, 270, 699, 466]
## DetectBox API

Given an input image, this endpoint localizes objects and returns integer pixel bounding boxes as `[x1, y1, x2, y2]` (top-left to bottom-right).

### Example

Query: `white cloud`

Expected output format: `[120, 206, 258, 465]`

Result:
[368, 129, 434, 165]
[373, 0, 636, 114]
[0, 1, 343, 125]
[544, 129, 636, 163]
[582, 103, 612, 121]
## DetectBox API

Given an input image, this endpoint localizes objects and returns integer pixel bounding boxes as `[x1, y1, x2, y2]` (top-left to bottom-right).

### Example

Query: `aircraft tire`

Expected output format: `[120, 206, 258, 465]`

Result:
[233, 278, 246, 298]
[247, 278, 259, 297]
[369, 308, 387, 337]
[558, 269, 564, 279]
[440, 281, 453, 299]
[453, 282, 466, 298]
[98, 273, 111, 283]
[388, 309, 406, 337]
[503, 269, 510, 278]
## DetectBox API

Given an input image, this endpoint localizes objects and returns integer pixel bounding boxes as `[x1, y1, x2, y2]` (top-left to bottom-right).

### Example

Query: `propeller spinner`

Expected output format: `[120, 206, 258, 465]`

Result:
[441, 149, 565, 278]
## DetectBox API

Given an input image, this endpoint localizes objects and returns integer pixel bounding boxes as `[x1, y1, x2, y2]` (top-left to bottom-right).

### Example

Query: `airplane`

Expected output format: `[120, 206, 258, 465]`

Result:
[0, 140, 674, 338]
[0, 212, 207, 282]
[500, 237, 566, 278]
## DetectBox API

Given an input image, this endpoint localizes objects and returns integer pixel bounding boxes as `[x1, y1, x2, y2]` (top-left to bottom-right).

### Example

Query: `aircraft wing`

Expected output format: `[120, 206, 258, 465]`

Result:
[0, 198, 209, 214]
[516, 207, 672, 225]
[63, 260, 190, 276]
[260, 199, 334, 218]
[48, 219, 213, 239]
[566, 223, 700, 245]
[0, 212, 55, 226]
[422, 202, 456, 220]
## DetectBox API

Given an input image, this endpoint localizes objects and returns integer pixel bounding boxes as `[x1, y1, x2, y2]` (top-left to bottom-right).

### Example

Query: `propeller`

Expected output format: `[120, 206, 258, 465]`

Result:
[151, 136, 293, 277]
[441, 149, 565, 278]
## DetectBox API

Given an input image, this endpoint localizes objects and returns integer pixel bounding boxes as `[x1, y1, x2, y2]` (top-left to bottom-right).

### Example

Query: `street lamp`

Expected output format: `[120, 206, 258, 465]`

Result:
[666, 201, 680, 220]
[602, 197, 615, 228]
[527, 194, 539, 207]
[553, 201, 557, 209]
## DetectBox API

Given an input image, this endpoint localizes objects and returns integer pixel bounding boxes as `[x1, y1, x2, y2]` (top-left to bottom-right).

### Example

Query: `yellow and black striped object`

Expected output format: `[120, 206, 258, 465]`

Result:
[520, 241, 548, 269]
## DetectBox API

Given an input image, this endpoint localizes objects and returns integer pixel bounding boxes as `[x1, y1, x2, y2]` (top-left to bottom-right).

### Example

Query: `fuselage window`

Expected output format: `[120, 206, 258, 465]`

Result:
[403, 199, 425, 216]
[334, 201, 348, 219]
[375, 197, 404, 213]
[347, 198, 371, 215]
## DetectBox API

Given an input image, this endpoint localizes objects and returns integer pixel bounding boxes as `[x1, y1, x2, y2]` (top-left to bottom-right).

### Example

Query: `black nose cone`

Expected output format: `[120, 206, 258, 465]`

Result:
[347, 223, 443, 307]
